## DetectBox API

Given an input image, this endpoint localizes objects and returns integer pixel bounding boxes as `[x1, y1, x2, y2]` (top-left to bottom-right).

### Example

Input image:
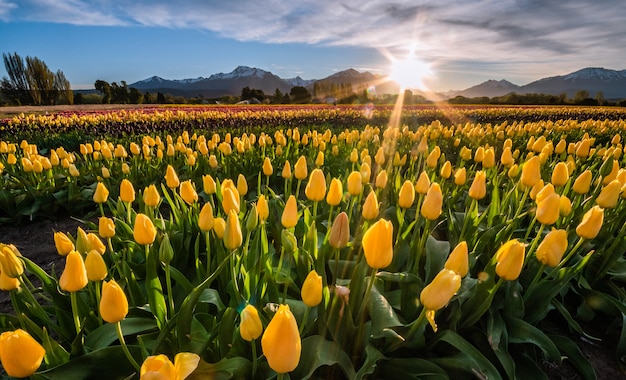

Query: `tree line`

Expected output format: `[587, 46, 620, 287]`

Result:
[1, 52, 73, 105]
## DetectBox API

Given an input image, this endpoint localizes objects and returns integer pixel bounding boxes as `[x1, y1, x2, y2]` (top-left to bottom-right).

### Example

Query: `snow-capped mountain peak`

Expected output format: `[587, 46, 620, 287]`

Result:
[209, 66, 270, 80]
[563, 67, 626, 82]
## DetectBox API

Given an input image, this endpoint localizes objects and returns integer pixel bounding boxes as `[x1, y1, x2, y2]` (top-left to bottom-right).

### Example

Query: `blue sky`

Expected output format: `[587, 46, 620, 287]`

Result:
[1, 0, 625, 92]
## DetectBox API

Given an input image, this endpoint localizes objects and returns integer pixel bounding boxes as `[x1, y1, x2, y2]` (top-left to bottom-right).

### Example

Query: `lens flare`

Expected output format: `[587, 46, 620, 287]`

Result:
[389, 55, 431, 90]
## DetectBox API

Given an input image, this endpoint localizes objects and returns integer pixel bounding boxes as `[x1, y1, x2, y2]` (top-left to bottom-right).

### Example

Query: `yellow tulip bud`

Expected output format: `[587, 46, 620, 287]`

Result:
[329, 212, 350, 249]
[572, 170, 592, 194]
[362, 219, 394, 269]
[165, 165, 180, 188]
[143, 184, 161, 207]
[282, 161, 292, 179]
[213, 217, 226, 239]
[576, 205, 604, 239]
[87, 233, 106, 255]
[294, 156, 308, 180]
[223, 210, 243, 250]
[85, 250, 108, 281]
[495, 240, 525, 281]
[246, 204, 258, 231]
[263, 157, 273, 176]
[474, 146, 485, 163]
[99, 280, 128, 324]
[420, 269, 461, 311]
[0, 270, 19, 290]
[551, 162, 569, 187]
[59, 250, 88, 292]
[237, 174, 248, 196]
[536, 229, 568, 267]
[261, 304, 301, 374]
[301, 270, 323, 307]
[134, 213, 157, 245]
[501, 147, 514, 166]
[483, 148, 495, 168]
[440, 161, 452, 179]
[426, 148, 439, 168]
[362, 191, 379, 220]
[468, 170, 487, 200]
[120, 179, 135, 203]
[140, 353, 200, 380]
[596, 180, 621, 209]
[520, 156, 542, 188]
[398, 180, 415, 209]
[454, 168, 467, 186]
[360, 162, 371, 184]
[347, 171, 363, 196]
[203, 175, 216, 195]
[222, 186, 240, 215]
[415, 171, 430, 195]
[315, 151, 324, 167]
[240, 304, 263, 341]
[93, 182, 109, 204]
[305, 168, 327, 201]
[421, 183, 443, 221]
[445, 241, 468, 277]
[0, 244, 23, 278]
[349, 148, 359, 163]
[281, 195, 298, 228]
[54, 231, 75, 256]
[198, 202, 214, 232]
[99, 217, 116, 239]
[536, 192, 561, 225]
[375, 170, 388, 189]
[257, 195, 269, 222]
[179, 180, 198, 204]
[0, 329, 45, 378]
[326, 178, 343, 206]
[575, 139, 591, 158]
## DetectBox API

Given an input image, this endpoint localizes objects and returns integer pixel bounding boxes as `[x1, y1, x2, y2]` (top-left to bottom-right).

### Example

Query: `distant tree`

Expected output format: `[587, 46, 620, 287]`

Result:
[111, 81, 129, 104]
[290, 86, 311, 104]
[241, 86, 265, 101]
[272, 88, 283, 104]
[74, 93, 84, 105]
[1, 52, 30, 105]
[595, 91, 605, 106]
[156, 92, 165, 104]
[1, 53, 68, 105]
[574, 90, 590, 104]
[94, 80, 112, 103]
[25, 56, 57, 105]
[129, 87, 144, 104]
[55, 70, 73, 104]
[281, 93, 292, 104]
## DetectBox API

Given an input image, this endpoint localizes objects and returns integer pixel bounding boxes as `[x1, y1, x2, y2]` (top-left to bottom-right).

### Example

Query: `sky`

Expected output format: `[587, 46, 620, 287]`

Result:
[1, 0, 625, 92]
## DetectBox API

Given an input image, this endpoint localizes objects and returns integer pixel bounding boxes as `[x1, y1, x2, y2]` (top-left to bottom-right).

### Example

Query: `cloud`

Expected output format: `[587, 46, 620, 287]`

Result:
[5, 0, 626, 75]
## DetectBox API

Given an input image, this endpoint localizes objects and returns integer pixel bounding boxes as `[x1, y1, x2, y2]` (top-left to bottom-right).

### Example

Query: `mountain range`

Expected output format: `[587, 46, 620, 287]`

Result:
[129, 66, 626, 100]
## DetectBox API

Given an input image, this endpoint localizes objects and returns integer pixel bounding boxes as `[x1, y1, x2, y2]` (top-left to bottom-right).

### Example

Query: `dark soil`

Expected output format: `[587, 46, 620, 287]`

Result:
[0, 216, 623, 379]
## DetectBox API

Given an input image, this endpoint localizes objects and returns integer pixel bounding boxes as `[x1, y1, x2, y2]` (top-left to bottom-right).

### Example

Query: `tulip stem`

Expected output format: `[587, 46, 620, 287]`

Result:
[99, 203, 105, 217]
[70, 291, 81, 335]
[251, 339, 258, 379]
[116, 321, 141, 372]
[525, 223, 545, 262]
[299, 307, 310, 335]
[205, 231, 212, 277]
[164, 263, 175, 320]
[357, 268, 377, 323]
[550, 236, 585, 276]
[524, 263, 546, 300]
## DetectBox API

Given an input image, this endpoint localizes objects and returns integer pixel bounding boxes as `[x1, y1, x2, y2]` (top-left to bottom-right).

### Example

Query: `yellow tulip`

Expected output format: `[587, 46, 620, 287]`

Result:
[315, 151, 325, 167]
[575, 205, 604, 239]
[198, 202, 214, 232]
[120, 179, 135, 203]
[165, 165, 180, 188]
[301, 270, 323, 307]
[426, 148, 440, 168]
[347, 171, 363, 196]
[222, 186, 240, 215]
[329, 212, 350, 249]
[134, 213, 157, 245]
[99, 279, 128, 323]
[559, 195, 572, 216]
[362, 219, 394, 269]
[454, 167, 467, 186]
[0, 244, 23, 278]
[444, 241, 469, 277]
[261, 304, 301, 374]
[501, 147, 514, 166]
[495, 240, 525, 281]
[362, 191, 379, 220]
[98, 217, 116, 239]
[398, 180, 415, 209]
[596, 180, 621, 208]
[360, 162, 371, 184]
[240, 304, 263, 341]
[507, 164, 519, 179]
[203, 174, 217, 195]
[143, 184, 161, 207]
[483, 147, 495, 168]
[257, 194, 269, 222]
[294, 156, 308, 180]
[440, 161, 452, 179]
[551, 162, 569, 187]
[536, 229, 568, 267]
[85, 250, 108, 281]
[326, 178, 343, 206]
[474, 146, 485, 163]
[140, 353, 200, 380]
[349, 148, 359, 163]
[421, 183, 443, 221]
[536, 192, 561, 225]
[0, 270, 19, 291]
[282, 161, 292, 179]
[88, 232, 106, 255]
[420, 269, 461, 311]
[0, 329, 46, 378]
[415, 171, 430, 195]
[305, 168, 327, 201]
[375, 170, 388, 189]
[93, 182, 109, 204]
[59, 250, 88, 292]
[468, 170, 487, 200]
[281, 195, 298, 228]
[575, 139, 591, 158]
[213, 217, 226, 239]
[237, 174, 248, 196]
[224, 210, 243, 250]
[180, 180, 198, 204]
[520, 156, 542, 188]
[263, 157, 273, 176]
[572, 170, 593, 194]
[54, 231, 75, 256]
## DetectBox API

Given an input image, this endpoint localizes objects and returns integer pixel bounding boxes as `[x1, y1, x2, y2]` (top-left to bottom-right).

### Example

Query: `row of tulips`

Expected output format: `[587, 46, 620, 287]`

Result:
[0, 108, 625, 378]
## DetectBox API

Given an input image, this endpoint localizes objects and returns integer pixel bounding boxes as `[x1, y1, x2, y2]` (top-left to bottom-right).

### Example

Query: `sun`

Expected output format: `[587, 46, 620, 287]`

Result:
[388, 55, 432, 90]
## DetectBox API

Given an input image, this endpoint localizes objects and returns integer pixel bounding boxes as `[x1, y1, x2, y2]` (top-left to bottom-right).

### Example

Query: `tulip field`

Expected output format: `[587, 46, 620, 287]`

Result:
[0, 104, 625, 379]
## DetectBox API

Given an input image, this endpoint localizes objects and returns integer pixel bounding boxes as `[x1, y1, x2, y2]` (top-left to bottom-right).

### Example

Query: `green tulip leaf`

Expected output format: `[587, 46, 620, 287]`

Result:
[292, 335, 356, 379]
[369, 284, 403, 338]
[506, 316, 560, 362]
[428, 330, 501, 379]
[378, 358, 448, 380]
[549, 334, 596, 380]
[355, 344, 387, 380]
[84, 317, 158, 350]
[513, 352, 550, 380]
